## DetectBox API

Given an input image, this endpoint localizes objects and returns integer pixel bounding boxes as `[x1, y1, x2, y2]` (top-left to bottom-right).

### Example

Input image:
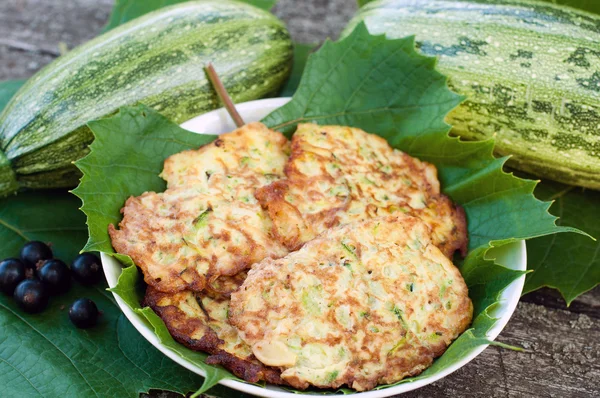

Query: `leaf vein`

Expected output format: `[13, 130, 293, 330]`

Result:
[0, 302, 100, 397]
[0, 356, 43, 396]
[0, 218, 29, 241]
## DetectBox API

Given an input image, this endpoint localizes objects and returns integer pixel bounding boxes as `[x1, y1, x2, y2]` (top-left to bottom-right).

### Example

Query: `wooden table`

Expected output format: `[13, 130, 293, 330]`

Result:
[1, 1, 599, 396]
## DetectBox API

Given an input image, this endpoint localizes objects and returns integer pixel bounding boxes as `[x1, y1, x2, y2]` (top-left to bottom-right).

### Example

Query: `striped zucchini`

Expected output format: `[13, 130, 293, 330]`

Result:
[0, 0, 292, 197]
[347, 0, 600, 189]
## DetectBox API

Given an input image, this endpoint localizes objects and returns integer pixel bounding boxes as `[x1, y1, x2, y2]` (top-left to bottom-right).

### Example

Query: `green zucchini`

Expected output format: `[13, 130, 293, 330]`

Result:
[347, 0, 600, 189]
[0, 0, 292, 196]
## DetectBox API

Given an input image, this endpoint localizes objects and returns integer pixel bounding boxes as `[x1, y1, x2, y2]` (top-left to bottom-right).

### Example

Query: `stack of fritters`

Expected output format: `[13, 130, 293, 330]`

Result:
[109, 122, 290, 383]
[109, 122, 473, 390]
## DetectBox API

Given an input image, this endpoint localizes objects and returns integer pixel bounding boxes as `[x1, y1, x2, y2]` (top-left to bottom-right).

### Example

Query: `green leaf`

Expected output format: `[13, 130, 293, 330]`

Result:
[280, 43, 316, 97]
[0, 191, 87, 263]
[0, 191, 210, 397]
[263, 23, 461, 139]
[413, 139, 584, 250]
[137, 306, 236, 394]
[459, 247, 527, 317]
[107, 260, 143, 311]
[104, 0, 278, 31]
[72, 105, 216, 255]
[524, 181, 600, 304]
[0, 80, 25, 114]
[0, 286, 205, 397]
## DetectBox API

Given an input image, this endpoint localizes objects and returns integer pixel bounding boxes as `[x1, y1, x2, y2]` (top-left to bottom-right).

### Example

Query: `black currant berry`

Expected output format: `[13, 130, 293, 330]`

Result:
[20, 241, 52, 269]
[38, 259, 71, 295]
[14, 279, 49, 313]
[0, 258, 26, 296]
[71, 253, 103, 285]
[69, 298, 99, 329]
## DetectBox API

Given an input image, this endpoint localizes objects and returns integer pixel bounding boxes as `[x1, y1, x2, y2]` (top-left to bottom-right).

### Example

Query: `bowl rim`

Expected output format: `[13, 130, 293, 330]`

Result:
[101, 97, 527, 398]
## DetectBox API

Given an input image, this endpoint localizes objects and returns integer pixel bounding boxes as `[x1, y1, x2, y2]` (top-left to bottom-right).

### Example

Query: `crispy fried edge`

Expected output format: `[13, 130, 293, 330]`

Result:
[143, 286, 286, 385]
[142, 286, 219, 352]
[206, 352, 286, 385]
[435, 195, 469, 258]
[452, 202, 469, 258]
[256, 183, 469, 260]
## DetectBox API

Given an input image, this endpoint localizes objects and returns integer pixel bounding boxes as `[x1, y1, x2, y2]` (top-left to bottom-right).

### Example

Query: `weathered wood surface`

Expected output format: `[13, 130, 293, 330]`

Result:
[1, 1, 599, 397]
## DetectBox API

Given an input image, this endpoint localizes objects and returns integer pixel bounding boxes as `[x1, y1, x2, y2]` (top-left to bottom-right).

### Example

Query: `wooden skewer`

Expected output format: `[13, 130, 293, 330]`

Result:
[204, 63, 245, 128]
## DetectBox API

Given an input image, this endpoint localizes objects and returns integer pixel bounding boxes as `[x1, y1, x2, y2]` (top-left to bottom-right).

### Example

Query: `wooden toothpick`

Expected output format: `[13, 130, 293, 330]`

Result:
[204, 63, 245, 128]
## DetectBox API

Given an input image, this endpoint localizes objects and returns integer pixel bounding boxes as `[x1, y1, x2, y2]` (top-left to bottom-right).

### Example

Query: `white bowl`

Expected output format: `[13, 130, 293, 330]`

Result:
[101, 97, 526, 397]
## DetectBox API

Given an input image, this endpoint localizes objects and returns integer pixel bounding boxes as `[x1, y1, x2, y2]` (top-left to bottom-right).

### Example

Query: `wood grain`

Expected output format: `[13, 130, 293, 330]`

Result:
[1, 1, 599, 397]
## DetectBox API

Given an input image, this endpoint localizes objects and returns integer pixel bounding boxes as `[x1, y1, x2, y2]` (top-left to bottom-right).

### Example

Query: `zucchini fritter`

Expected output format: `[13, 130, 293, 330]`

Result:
[161, 122, 290, 189]
[255, 124, 467, 258]
[229, 215, 473, 391]
[109, 123, 289, 293]
[143, 285, 284, 385]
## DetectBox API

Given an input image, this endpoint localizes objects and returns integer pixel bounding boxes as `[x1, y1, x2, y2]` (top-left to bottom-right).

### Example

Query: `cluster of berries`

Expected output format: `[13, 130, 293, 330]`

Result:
[0, 241, 103, 328]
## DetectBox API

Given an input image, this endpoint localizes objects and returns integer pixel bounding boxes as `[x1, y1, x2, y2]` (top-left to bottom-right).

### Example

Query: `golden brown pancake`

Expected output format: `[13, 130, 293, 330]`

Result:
[229, 215, 473, 391]
[109, 123, 289, 293]
[255, 123, 467, 258]
[161, 122, 290, 189]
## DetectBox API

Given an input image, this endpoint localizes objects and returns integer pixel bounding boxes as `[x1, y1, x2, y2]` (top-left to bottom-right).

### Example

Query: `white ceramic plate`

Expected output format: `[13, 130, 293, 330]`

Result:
[101, 97, 526, 397]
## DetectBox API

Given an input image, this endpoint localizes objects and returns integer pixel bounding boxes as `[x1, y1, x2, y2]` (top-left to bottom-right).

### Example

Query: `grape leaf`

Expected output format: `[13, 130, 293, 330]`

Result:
[0, 191, 87, 263]
[459, 247, 527, 317]
[524, 181, 600, 305]
[0, 191, 213, 397]
[279, 43, 316, 97]
[263, 23, 460, 139]
[104, 0, 279, 31]
[73, 23, 576, 394]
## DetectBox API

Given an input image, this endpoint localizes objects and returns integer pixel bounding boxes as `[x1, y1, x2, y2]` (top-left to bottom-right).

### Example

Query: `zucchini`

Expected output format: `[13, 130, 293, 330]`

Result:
[0, 0, 292, 196]
[347, 0, 600, 189]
